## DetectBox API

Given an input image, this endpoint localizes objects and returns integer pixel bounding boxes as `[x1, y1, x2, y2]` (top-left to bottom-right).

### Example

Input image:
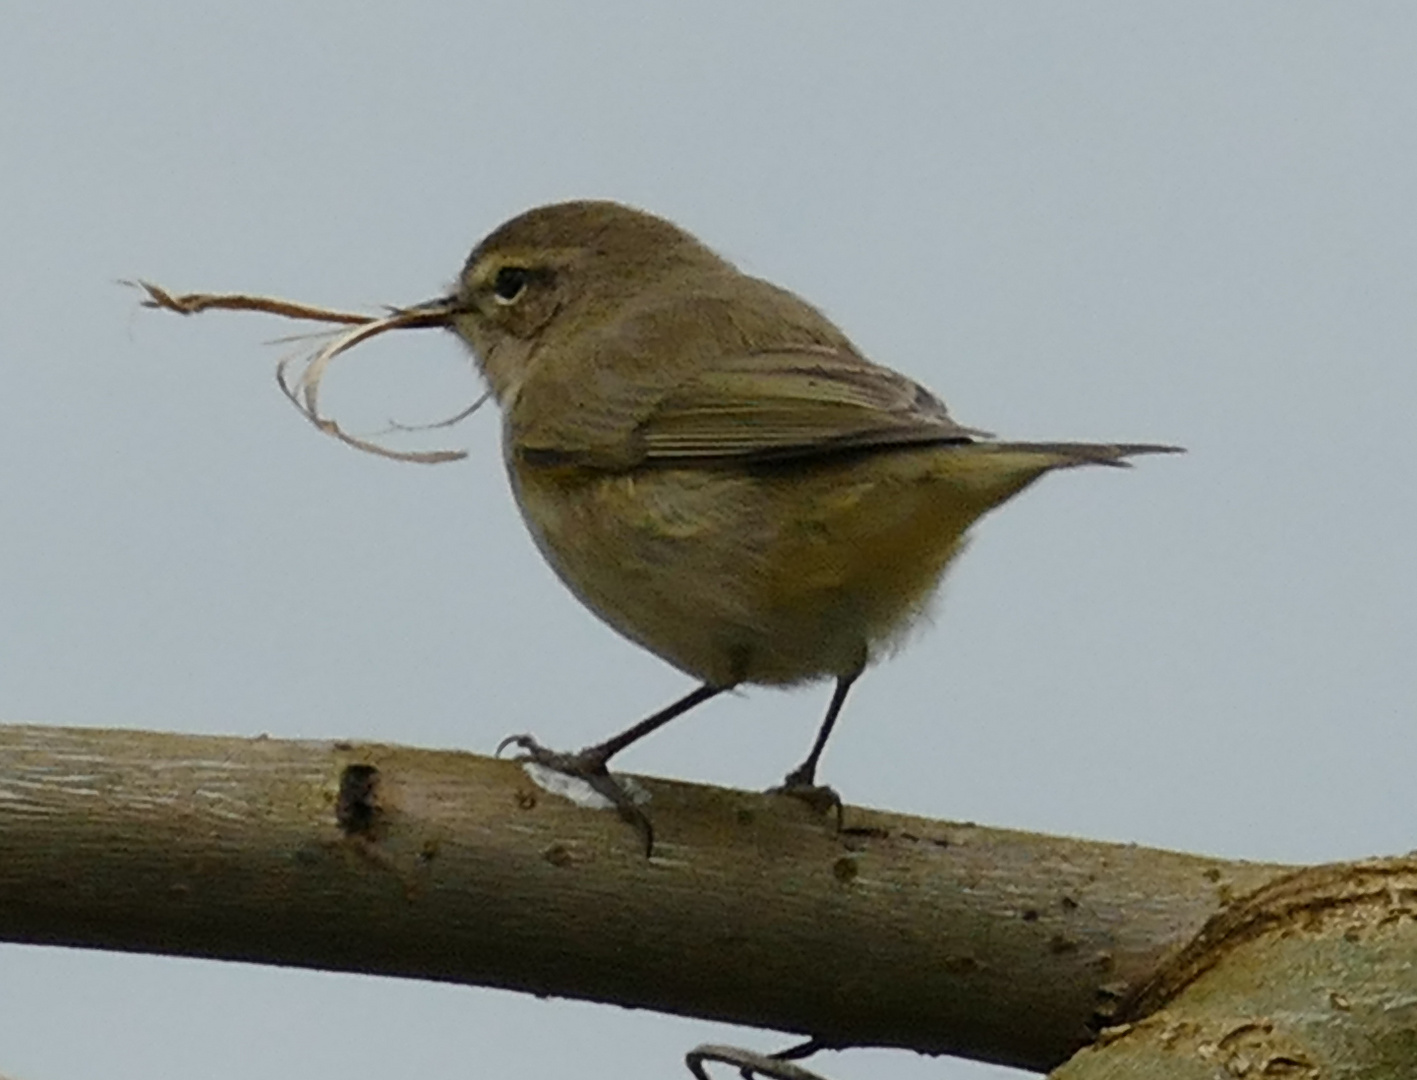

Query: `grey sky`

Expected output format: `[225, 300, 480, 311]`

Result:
[3, 4, 1415, 1079]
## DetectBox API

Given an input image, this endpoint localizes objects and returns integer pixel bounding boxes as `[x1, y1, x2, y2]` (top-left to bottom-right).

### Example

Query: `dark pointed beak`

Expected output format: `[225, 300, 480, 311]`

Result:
[388, 295, 462, 326]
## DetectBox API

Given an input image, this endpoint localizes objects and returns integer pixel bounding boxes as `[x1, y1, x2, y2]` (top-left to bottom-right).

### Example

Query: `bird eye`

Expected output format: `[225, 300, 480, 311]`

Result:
[492, 266, 531, 305]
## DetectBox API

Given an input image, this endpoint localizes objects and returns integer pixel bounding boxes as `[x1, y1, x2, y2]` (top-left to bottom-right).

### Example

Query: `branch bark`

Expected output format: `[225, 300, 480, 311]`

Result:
[0, 723, 1308, 1072]
[1056, 861, 1417, 1078]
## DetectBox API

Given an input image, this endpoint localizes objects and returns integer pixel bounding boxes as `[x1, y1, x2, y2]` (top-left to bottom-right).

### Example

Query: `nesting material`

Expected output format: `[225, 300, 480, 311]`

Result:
[134, 281, 480, 463]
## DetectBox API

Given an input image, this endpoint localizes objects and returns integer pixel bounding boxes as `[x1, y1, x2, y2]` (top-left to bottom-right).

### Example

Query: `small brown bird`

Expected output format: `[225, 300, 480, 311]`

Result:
[444, 200, 1177, 841]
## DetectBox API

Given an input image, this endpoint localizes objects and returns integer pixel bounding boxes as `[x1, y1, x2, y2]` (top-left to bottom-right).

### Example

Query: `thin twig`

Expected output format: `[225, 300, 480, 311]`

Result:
[685, 1045, 833, 1080]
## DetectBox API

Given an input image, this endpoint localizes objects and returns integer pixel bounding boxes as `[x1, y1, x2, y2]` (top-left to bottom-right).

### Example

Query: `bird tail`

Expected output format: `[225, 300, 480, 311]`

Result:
[979, 441, 1184, 469]
[915, 439, 1181, 512]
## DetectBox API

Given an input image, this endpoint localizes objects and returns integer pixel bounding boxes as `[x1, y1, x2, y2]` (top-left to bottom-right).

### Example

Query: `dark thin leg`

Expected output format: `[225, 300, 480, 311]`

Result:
[497, 683, 725, 855]
[780, 671, 858, 790]
[498, 682, 724, 774]
[580, 682, 724, 767]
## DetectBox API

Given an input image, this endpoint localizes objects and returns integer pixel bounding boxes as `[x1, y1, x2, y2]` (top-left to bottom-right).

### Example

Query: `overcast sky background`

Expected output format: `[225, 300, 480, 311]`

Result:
[3, 5, 1416, 1079]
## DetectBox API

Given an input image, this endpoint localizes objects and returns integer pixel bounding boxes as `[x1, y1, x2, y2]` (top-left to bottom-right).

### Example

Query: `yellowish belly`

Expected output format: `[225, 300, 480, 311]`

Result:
[510, 445, 1050, 687]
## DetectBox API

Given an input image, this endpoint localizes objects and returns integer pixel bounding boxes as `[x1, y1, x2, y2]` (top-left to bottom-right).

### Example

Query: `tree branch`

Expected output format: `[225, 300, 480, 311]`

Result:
[1057, 860, 1417, 1078]
[0, 723, 1293, 1073]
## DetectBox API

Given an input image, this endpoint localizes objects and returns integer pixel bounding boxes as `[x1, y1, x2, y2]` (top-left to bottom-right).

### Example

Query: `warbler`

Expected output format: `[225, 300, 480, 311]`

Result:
[443, 200, 1177, 836]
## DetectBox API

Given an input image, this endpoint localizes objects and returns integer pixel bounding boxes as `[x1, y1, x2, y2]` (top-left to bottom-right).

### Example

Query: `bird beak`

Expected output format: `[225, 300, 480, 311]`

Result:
[389, 294, 462, 326]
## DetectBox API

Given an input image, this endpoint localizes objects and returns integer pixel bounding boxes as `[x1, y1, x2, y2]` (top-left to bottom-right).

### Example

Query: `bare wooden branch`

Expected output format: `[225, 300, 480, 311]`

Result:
[1057, 859, 1417, 1078]
[0, 722, 1294, 1073]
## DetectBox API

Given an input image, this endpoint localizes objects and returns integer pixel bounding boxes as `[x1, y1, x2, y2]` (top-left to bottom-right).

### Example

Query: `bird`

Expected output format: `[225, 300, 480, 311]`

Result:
[441, 200, 1178, 846]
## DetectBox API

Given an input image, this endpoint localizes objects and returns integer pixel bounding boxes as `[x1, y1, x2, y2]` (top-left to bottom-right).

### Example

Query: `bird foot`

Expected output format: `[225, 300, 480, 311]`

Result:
[496, 733, 655, 855]
[769, 772, 845, 830]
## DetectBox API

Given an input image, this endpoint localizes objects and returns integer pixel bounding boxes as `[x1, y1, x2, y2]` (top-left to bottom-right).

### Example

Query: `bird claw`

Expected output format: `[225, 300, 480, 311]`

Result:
[496, 732, 656, 856]
[769, 780, 845, 832]
[495, 732, 541, 758]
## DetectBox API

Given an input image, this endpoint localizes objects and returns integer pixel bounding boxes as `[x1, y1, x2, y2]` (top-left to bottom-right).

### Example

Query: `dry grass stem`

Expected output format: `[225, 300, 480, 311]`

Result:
[133, 281, 477, 464]
[133, 281, 377, 324]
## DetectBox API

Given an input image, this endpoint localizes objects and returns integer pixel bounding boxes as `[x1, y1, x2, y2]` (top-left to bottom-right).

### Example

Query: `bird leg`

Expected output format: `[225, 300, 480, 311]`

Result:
[772, 671, 860, 821]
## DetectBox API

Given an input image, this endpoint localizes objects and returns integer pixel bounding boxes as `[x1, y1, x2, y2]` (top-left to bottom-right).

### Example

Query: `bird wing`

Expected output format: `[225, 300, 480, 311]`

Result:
[631, 346, 983, 465]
